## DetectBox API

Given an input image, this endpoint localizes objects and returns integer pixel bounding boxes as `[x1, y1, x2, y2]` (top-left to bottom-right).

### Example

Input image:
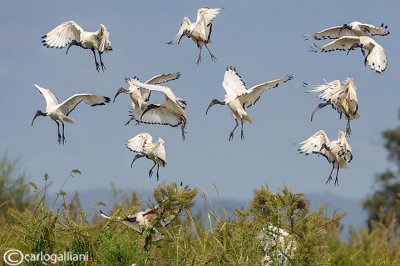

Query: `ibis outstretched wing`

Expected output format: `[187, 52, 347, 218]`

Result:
[34, 84, 59, 108]
[238, 75, 293, 108]
[42, 21, 83, 48]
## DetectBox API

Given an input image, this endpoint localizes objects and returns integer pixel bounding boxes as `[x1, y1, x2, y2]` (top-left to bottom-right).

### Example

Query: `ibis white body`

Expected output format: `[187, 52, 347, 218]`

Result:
[206, 66, 293, 141]
[304, 77, 359, 135]
[125, 78, 188, 141]
[298, 130, 352, 185]
[307, 21, 389, 40]
[113, 73, 181, 125]
[168, 8, 222, 64]
[42, 21, 112, 72]
[126, 133, 167, 180]
[314, 36, 387, 73]
[31, 84, 110, 144]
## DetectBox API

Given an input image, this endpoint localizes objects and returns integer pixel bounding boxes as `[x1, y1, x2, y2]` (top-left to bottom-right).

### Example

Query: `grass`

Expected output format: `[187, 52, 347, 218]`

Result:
[1, 170, 400, 265]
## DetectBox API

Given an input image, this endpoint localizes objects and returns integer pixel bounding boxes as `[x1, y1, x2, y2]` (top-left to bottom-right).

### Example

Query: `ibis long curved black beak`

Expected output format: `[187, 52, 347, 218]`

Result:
[311, 103, 329, 121]
[178, 30, 190, 44]
[31, 110, 45, 126]
[205, 102, 214, 115]
[206, 99, 225, 115]
[66, 42, 74, 55]
[114, 88, 129, 103]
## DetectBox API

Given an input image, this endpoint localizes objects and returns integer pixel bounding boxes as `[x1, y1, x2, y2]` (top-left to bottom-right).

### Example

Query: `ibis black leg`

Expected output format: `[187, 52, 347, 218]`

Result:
[156, 164, 160, 181]
[240, 120, 244, 140]
[130, 154, 145, 167]
[229, 119, 239, 142]
[346, 119, 351, 136]
[181, 121, 186, 141]
[61, 122, 66, 144]
[149, 162, 157, 177]
[55, 121, 61, 144]
[205, 43, 217, 61]
[98, 51, 106, 71]
[334, 168, 340, 186]
[92, 49, 100, 72]
[326, 163, 335, 184]
[196, 45, 202, 65]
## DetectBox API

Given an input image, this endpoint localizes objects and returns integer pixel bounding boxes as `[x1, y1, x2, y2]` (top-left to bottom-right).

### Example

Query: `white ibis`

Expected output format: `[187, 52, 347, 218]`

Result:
[168, 7, 222, 64]
[124, 78, 187, 141]
[313, 36, 387, 73]
[100, 205, 179, 242]
[100, 182, 188, 242]
[206, 66, 293, 141]
[126, 133, 166, 181]
[258, 225, 297, 266]
[298, 130, 352, 185]
[41, 21, 112, 72]
[113, 73, 181, 124]
[306, 22, 389, 40]
[303, 77, 359, 136]
[31, 84, 110, 144]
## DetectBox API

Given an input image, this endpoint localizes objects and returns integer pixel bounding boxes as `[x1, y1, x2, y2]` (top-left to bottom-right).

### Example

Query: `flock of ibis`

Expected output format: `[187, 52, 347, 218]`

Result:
[31, 8, 390, 187]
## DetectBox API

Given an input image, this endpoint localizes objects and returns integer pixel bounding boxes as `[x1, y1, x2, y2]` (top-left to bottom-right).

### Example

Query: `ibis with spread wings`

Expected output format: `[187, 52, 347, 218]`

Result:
[113, 73, 181, 125]
[168, 8, 222, 64]
[206, 66, 293, 141]
[306, 21, 389, 40]
[303, 77, 359, 135]
[124, 78, 187, 141]
[126, 133, 167, 181]
[298, 130, 353, 185]
[41, 21, 112, 72]
[31, 84, 110, 144]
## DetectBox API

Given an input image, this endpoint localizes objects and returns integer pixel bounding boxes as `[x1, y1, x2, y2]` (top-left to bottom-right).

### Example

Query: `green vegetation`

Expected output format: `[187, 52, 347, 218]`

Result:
[1, 136, 400, 265]
[363, 114, 400, 225]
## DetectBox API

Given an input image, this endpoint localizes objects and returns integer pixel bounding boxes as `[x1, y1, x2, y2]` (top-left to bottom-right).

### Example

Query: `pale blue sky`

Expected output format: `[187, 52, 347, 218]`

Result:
[1, 0, 399, 205]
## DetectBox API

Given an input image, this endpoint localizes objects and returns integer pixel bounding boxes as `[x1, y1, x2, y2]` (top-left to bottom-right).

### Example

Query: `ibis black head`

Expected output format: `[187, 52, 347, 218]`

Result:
[141, 104, 161, 119]
[113, 87, 129, 103]
[178, 29, 191, 44]
[339, 24, 352, 35]
[66, 40, 80, 55]
[205, 99, 225, 115]
[31, 110, 46, 126]
[123, 216, 137, 223]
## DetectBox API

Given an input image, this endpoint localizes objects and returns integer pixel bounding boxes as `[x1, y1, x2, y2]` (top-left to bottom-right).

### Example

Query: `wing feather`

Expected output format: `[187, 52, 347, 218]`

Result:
[366, 44, 387, 73]
[196, 8, 222, 25]
[307, 25, 355, 40]
[238, 75, 293, 108]
[315, 36, 361, 52]
[222, 66, 247, 96]
[359, 23, 390, 36]
[41, 21, 83, 48]
[145, 73, 181, 85]
[145, 139, 167, 166]
[96, 24, 112, 52]
[127, 78, 179, 103]
[305, 80, 341, 102]
[299, 130, 332, 160]
[167, 17, 191, 45]
[129, 108, 183, 127]
[126, 133, 153, 153]
[59, 94, 110, 116]
[337, 78, 358, 117]
[34, 84, 59, 107]
[125, 77, 151, 103]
